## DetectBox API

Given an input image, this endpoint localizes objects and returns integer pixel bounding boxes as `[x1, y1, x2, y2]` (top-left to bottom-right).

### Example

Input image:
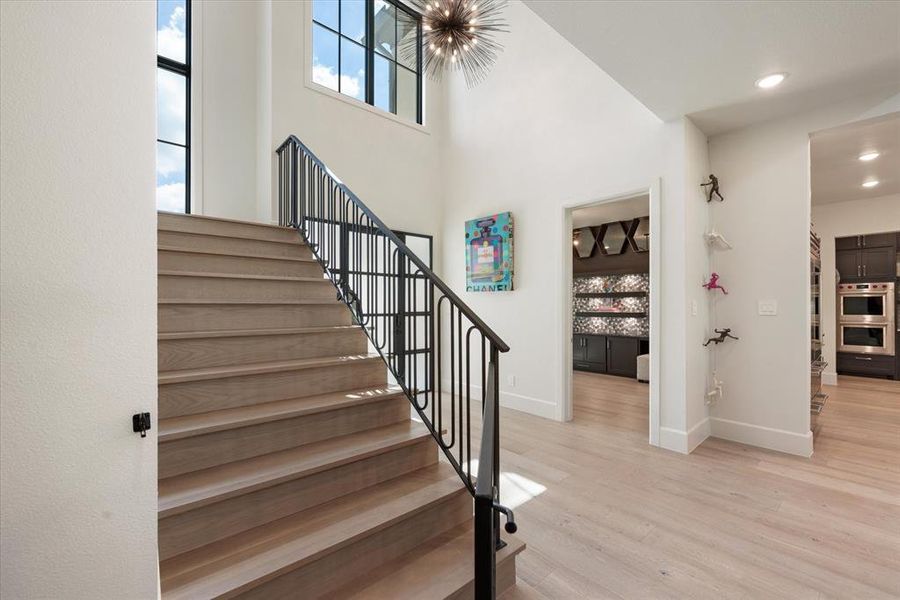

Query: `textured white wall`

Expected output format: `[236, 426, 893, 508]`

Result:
[0, 1, 159, 598]
[813, 194, 900, 383]
[707, 92, 899, 456]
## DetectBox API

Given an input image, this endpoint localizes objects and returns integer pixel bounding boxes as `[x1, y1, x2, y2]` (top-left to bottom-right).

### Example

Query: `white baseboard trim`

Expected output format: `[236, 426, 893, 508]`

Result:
[499, 390, 558, 420]
[440, 380, 558, 421]
[658, 417, 710, 454]
[822, 371, 837, 386]
[687, 417, 711, 452]
[709, 417, 813, 457]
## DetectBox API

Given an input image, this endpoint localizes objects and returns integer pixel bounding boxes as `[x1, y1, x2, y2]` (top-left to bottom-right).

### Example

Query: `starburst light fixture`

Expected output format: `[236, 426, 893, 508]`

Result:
[409, 0, 508, 88]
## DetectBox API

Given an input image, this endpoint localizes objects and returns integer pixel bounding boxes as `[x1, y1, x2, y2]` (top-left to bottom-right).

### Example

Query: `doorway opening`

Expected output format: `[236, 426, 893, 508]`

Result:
[561, 184, 661, 446]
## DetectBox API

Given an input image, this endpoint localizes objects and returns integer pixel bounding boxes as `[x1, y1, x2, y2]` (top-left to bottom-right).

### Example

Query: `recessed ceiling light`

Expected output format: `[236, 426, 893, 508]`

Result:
[755, 73, 787, 89]
[862, 180, 879, 188]
[858, 151, 880, 162]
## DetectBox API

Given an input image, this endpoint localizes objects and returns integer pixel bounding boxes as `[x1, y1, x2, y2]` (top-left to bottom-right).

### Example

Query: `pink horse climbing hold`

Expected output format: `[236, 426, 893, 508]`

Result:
[702, 272, 728, 294]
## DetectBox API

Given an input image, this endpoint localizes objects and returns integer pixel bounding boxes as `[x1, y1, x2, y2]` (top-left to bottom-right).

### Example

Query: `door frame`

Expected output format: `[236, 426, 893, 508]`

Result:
[559, 180, 662, 447]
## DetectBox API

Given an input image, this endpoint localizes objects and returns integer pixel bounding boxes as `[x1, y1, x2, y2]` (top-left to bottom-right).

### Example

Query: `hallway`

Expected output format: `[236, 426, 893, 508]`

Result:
[496, 373, 899, 599]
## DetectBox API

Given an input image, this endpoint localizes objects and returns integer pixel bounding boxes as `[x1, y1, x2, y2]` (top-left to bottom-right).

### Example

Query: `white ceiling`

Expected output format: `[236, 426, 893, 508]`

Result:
[522, 1, 900, 135]
[572, 194, 649, 229]
[810, 112, 900, 206]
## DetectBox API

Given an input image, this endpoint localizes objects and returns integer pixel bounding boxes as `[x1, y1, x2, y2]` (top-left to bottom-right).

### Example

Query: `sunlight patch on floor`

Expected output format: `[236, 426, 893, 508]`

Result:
[467, 459, 548, 510]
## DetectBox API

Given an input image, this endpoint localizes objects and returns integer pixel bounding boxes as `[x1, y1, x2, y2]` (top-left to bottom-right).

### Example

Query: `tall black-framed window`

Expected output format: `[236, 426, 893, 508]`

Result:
[156, 0, 191, 213]
[312, 0, 423, 125]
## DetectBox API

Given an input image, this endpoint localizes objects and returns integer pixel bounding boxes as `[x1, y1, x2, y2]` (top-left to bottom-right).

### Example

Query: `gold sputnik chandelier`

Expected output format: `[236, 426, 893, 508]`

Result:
[408, 0, 508, 87]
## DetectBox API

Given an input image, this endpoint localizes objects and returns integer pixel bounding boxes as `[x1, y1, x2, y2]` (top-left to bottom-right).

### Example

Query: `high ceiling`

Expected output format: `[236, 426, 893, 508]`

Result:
[522, 1, 900, 135]
[810, 112, 900, 206]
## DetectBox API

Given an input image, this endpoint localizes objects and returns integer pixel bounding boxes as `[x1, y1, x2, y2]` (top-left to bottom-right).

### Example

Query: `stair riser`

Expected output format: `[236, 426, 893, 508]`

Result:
[159, 230, 312, 259]
[158, 303, 352, 333]
[159, 275, 335, 303]
[447, 556, 517, 600]
[159, 214, 299, 243]
[233, 490, 473, 600]
[159, 396, 410, 478]
[159, 329, 368, 371]
[159, 360, 387, 418]
[159, 250, 323, 278]
[158, 440, 438, 561]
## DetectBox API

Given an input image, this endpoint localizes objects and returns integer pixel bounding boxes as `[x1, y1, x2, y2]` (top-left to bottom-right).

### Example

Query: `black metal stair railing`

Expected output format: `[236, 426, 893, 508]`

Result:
[276, 136, 515, 598]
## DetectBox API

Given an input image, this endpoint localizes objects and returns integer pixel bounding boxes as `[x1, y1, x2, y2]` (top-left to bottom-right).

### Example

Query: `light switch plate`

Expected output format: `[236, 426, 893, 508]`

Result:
[758, 300, 777, 316]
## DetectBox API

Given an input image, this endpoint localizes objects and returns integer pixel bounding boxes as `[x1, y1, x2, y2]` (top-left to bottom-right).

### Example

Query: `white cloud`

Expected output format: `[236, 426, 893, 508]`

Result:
[312, 64, 362, 99]
[157, 6, 186, 63]
[156, 142, 183, 178]
[157, 69, 186, 142]
[157, 183, 185, 213]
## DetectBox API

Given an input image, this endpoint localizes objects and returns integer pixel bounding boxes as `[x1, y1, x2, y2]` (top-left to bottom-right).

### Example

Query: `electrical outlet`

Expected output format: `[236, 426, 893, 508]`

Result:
[758, 300, 778, 316]
[507, 375, 516, 387]
[691, 300, 698, 316]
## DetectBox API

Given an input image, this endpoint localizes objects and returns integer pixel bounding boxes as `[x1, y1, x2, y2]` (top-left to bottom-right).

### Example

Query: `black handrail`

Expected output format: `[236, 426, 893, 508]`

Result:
[276, 135, 514, 599]
[276, 135, 508, 352]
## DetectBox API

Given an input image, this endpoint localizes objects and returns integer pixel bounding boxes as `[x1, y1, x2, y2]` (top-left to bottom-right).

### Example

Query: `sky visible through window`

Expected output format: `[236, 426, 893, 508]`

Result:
[311, 0, 420, 123]
[157, 0, 187, 212]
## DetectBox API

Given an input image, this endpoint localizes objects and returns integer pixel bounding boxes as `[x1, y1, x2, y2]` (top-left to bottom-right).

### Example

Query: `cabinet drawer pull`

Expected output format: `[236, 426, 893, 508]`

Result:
[854, 356, 873, 361]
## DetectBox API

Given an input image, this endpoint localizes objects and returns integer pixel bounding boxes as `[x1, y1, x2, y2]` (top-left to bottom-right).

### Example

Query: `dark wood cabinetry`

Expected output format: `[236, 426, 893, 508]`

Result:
[835, 234, 896, 282]
[835, 230, 899, 381]
[573, 334, 606, 373]
[573, 334, 646, 378]
[607, 336, 640, 376]
[837, 352, 895, 378]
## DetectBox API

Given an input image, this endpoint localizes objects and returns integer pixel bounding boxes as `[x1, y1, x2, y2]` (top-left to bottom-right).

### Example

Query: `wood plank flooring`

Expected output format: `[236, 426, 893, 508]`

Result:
[487, 372, 899, 599]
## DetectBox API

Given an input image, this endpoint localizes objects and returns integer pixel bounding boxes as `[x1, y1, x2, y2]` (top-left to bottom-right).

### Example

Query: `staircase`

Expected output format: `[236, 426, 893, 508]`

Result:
[157, 211, 524, 599]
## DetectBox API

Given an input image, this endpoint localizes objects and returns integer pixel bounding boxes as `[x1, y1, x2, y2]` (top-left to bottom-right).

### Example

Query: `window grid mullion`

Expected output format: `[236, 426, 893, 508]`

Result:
[314, 0, 422, 125]
[156, 0, 191, 214]
[366, 0, 375, 106]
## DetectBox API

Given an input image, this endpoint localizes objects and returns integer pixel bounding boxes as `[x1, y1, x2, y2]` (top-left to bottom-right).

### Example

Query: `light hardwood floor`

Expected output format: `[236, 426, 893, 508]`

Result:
[489, 372, 900, 599]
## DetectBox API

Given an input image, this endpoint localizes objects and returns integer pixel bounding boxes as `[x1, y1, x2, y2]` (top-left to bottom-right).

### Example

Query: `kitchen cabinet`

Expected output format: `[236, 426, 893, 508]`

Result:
[573, 334, 645, 378]
[607, 336, 640, 377]
[836, 245, 896, 282]
[573, 334, 607, 373]
[861, 247, 895, 279]
[837, 352, 895, 378]
[836, 250, 861, 282]
[836, 233, 895, 250]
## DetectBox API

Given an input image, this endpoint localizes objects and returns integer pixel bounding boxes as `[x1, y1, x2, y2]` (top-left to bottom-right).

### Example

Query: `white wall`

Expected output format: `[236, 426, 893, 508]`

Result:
[707, 91, 900, 456]
[195, 0, 448, 266]
[683, 117, 712, 450]
[440, 1, 701, 452]
[813, 194, 900, 383]
[268, 0, 448, 257]
[0, 2, 159, 598]
[195, 0, 265, 220]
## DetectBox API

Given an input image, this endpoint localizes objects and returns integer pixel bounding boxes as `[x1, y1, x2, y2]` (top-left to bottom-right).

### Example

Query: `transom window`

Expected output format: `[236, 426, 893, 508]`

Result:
[312, 0, 423, 125]
[157, 0, 191, 213]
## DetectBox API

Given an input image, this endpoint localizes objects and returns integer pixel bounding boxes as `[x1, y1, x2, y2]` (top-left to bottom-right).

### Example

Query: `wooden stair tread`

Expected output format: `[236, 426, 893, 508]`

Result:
[158, 325, 361, 340]
[159, 420, 432, 517]
[345, 526, 526, 599]
[157, 298, 342, 305]
[160, 463, 466, 599]
[158, 353, 383, 384]
[158, 212, 290, 231]
[158, 385, 406, 441]
[158, 245, 318, 263]
[158, 270, 330, 283]
[157, 227, 305, 245]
